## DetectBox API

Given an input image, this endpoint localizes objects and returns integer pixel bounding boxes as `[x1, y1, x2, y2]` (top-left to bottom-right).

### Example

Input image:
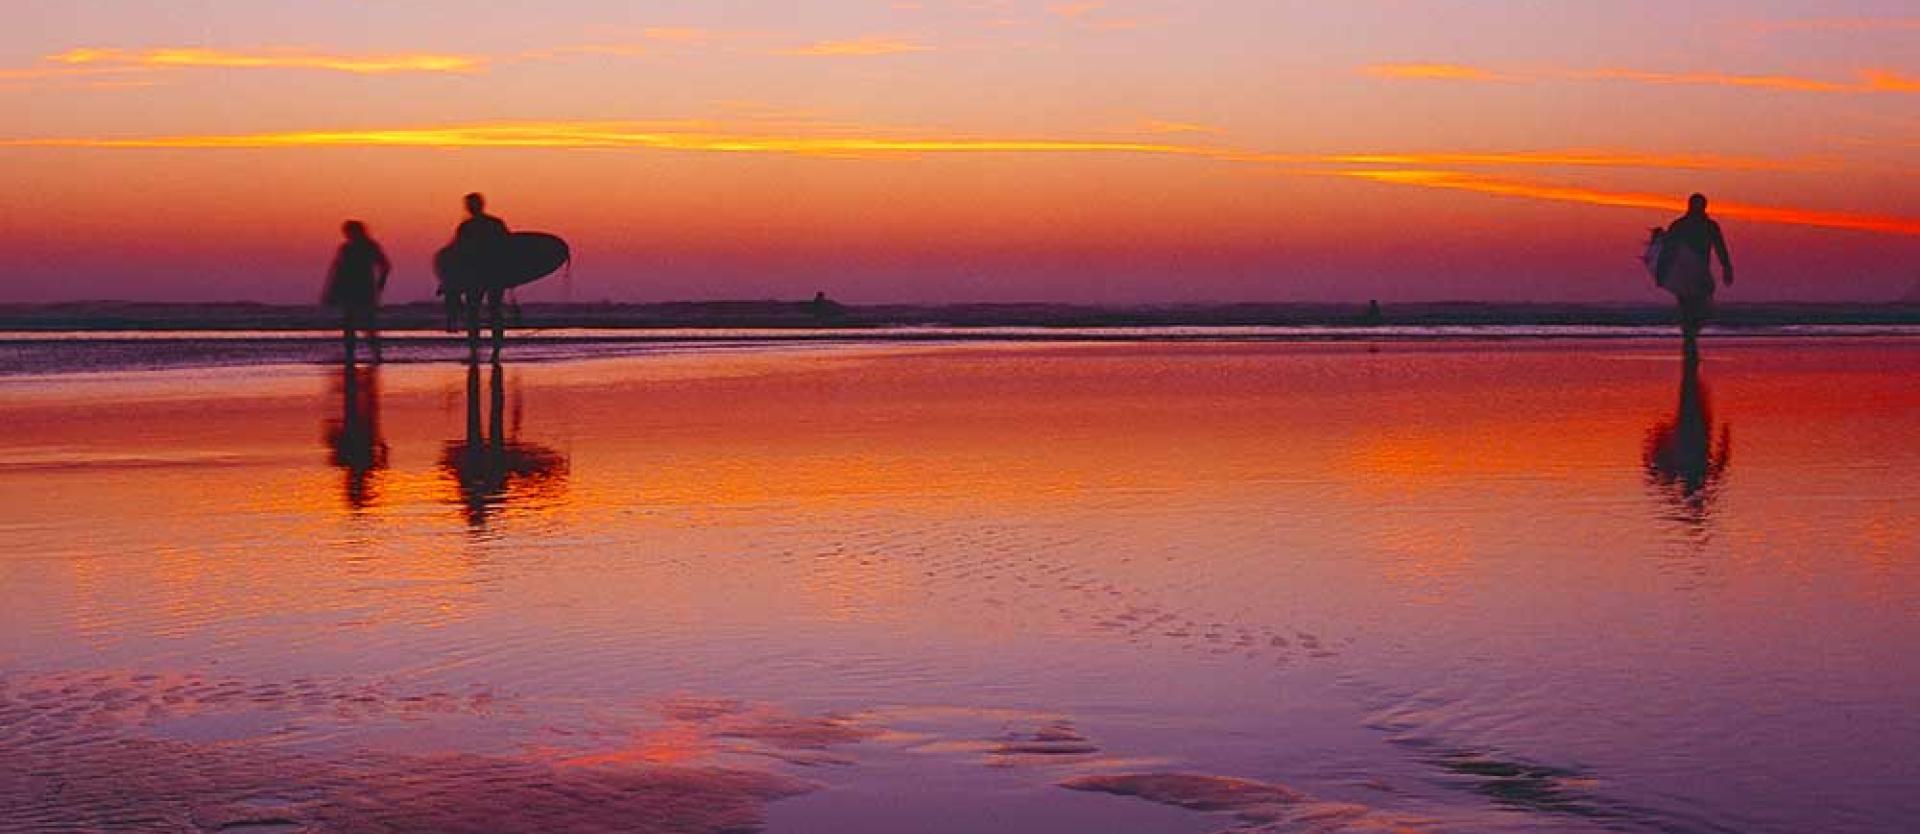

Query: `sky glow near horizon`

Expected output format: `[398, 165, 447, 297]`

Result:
[2, 0, 1915, 303]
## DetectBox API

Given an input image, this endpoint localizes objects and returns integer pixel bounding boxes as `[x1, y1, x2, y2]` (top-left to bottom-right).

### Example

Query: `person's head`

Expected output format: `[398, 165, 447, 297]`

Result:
[464, 193, 486, 216]
[342, 220, 369, 241]
[1687, 193, 1708, 215]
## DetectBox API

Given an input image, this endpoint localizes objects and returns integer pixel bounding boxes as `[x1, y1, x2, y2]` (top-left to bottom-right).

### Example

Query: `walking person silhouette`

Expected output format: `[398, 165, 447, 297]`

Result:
[1652, 194, 1735, 355]
[323, 220, 391, 363]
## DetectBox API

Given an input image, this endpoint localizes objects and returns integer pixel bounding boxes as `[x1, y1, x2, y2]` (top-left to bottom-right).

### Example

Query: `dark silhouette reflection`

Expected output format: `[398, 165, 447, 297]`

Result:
[440, 363, 568, 528]
[1642, 354, 1732, 527]
[323, 364, 389, 511]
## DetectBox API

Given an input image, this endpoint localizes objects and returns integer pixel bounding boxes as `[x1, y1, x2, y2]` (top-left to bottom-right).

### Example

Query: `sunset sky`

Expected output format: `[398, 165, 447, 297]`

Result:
[2, 0, 1915, 303]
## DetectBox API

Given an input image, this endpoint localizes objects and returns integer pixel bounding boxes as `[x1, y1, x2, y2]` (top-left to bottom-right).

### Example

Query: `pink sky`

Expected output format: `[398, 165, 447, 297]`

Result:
[1, 0, 1914, 303]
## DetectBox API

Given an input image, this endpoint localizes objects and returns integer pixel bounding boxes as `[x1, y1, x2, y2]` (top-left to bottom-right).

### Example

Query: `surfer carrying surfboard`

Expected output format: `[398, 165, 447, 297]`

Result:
[1652, 193, 1735, 349]
[447, 193, 511, 362]
[434, 194, 572, 364]
[324, 220, 391, 364]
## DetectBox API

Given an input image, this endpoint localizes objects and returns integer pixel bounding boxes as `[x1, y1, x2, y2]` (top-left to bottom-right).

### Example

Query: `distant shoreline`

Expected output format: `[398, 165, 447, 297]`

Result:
[1, 300, 1916, 332]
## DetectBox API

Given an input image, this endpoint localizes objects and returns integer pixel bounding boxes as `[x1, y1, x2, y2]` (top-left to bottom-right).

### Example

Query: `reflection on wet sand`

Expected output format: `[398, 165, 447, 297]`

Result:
[440, 363, 569, 528]
[1641, 354, 1732, 528]
[323, 364, 388, 511]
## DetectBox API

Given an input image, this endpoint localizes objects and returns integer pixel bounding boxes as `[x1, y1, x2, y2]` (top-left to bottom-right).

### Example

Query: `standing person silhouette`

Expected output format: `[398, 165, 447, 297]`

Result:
[452, 192, 511, 363]
[323, 220, 391, 364]
[1653, 194, 1735, 354]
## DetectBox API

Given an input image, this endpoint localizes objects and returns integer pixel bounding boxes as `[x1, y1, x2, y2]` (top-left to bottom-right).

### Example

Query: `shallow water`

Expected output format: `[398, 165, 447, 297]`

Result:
[0, 338, 1915, 833]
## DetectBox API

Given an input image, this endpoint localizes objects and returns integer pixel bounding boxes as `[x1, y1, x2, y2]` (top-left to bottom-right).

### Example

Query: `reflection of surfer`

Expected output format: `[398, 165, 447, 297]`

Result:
[441, 363, 568, 528]
[446, 193, 511, 362]
[323, 221, 391, 363]
[1652, 194, 1734, 350]
[1642, 353, 1731, 528]
[324, 364, 389, 511]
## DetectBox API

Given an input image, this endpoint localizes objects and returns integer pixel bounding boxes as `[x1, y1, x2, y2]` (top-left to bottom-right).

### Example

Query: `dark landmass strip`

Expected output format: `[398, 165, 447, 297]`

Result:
[0, 300, 1916, 332]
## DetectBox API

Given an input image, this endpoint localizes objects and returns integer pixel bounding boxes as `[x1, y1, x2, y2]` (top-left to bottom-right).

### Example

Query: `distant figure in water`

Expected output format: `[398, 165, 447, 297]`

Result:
[1364, 299, 1383, 325]
[1652, 193, 1734, 352]
[323, 220, 391, 363]
[808, 290, 846, 322]
[446, 192, 511, 363]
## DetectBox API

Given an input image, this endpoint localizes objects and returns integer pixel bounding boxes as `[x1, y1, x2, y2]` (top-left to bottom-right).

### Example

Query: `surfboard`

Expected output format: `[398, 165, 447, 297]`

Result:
[1641, 233, 1665, 282]
[436, 232, 570, 293]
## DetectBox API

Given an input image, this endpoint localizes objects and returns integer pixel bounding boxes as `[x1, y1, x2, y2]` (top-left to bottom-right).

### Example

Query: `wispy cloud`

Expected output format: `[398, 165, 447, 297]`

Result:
[1324, 150, 1815, 173]
[49, 47, 486, 75]
[1746, 17, 1920, 34]
[643, 27, 713, 43]
[1365, 62, 1919, 94]
[1575, 67, 1917, 94]
[1333, 169, 1920, 236]
[7, 121, 1901, 235]
[1049, 2, 1106, 18]
[774, 36, 930, 57]
[1136, 120, 1222, 135]
[0, 65, 143, 83]
[1362, 63, 1520, 83]
[1047, 2, 1144, 30]
[0, 121, 1808, 170]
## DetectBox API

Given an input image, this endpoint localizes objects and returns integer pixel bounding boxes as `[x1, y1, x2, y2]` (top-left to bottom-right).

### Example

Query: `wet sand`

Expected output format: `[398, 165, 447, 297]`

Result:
[1, 338, 1916, 833]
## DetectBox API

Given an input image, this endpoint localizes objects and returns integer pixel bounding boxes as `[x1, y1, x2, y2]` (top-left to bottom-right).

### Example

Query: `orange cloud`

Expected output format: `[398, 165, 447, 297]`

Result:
[0, 65, 143, 83]
[1325, 150, 1816, 173]
[1050, 3, 1107, 18]
[1367, 62, 1919, 94]
[643, 27, 713, 43]
[774, 36, 930, 57]
[1137, 120, 1221, 135]
[1748, 17, 1920, 33]
[10, 121, 1903, 236]
[1362, 63, 1517, 82]
[0, 121, 1810, 172]
[1047, 2, 1144, 29]
[48, 46, 486, 75]
[1335, 169, 1920, 236]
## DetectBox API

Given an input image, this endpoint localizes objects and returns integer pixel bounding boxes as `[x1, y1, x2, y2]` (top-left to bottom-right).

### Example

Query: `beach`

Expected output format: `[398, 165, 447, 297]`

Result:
[1, 336, 1916, 833]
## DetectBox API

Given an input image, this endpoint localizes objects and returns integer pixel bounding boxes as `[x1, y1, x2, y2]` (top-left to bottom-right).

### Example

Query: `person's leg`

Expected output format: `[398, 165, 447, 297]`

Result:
[1678, 293, 1707, 357]
[465, 292, 482, 364]
[367, 305, 383, 363]
[488, 290, 505, 364]
[343, 310, 359, 364]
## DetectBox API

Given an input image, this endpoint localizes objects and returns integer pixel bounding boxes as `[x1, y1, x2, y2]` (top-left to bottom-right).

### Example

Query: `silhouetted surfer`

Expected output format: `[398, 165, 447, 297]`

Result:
[1652, 194, 1735, 352]
[324, 220, 391, 363]
[447, 193, 511, 363]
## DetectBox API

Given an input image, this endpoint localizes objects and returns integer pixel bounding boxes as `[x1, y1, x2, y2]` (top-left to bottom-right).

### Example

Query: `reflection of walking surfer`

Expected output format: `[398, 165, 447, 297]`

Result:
[1646, 193, 1734, 347]
[324, 220, 391, 363]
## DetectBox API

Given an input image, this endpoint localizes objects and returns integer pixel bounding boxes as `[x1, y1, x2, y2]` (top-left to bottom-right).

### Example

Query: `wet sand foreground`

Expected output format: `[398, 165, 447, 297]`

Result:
[1, 338, 1916, 833]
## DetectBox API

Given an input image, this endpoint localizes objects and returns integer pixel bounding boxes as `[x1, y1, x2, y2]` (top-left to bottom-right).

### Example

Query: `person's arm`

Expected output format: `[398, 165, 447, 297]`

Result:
[373, 245, 392, 291]
[323, 249, 343, 304]
[1711, 222, 1733, 286]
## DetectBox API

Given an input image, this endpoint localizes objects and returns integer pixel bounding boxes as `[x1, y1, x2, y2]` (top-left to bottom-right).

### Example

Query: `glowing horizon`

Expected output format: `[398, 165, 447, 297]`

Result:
[1, 1, 1914, 303]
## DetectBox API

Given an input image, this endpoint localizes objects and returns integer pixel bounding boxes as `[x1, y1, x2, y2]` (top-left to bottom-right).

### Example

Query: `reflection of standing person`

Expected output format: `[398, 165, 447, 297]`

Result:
[440, 363, 568, 529]
[324, 220, 391, 363]
[1642, 353, 1731, 526]
[1653, 194, 1735, 351]
[324, 364, 389, 511]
